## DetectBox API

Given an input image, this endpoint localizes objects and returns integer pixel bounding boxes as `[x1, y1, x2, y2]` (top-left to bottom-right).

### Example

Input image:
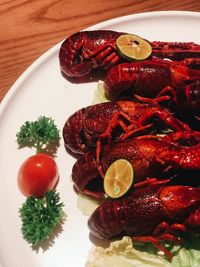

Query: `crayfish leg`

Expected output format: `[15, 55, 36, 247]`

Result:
[101, 51, 120, 68]
[132, 236, 173, 261]
[153, 221, 187, 239]
[83, 43, 119, 69]
[133, 104, 190, 132]
[134, 178, 170, 188]
[96, 139, 105, 178]
[134, 94, 171, 105]
[83, 44, 112, 59]
[156, 86, 177, 104]
[120, 124, 153, 141]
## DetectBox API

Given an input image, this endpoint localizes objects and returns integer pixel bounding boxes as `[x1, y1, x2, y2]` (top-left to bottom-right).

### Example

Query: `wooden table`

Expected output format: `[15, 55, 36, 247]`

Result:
[1, 0, 200, 102]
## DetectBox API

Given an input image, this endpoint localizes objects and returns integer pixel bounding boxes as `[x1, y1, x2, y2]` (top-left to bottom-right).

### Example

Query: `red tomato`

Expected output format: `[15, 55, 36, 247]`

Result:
[17, 153, 59, 197]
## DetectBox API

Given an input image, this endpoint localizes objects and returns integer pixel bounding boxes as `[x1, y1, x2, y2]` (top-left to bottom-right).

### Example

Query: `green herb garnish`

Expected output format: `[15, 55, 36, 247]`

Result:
[16, 116, 60, 153]
[19, 190, 65, 246]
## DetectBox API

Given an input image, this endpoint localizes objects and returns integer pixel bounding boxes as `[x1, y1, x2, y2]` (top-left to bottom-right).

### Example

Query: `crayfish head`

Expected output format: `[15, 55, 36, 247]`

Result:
[63, 108, 87, 156]
[176, 80, 200, 117]
[72, 153, 104, 199]
[88, 199, 124, 239]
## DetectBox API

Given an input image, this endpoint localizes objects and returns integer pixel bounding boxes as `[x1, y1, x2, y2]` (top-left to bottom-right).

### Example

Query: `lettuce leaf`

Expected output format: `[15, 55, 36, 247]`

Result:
[85, 236, 200, 267]
[85, 236, 165, 267]
[77, 193, 102, 216]
[92, 81, 110, 104]
[168, 238, 200, 267]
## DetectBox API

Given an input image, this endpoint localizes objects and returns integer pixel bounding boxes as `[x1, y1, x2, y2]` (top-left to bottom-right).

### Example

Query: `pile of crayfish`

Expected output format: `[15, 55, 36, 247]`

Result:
[60, 30, 200, 261]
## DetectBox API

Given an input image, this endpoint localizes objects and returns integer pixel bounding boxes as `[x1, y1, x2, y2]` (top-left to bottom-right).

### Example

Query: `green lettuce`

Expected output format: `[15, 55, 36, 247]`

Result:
[85, 236, 165, 267]
[85, 236, 200, 267]
[92, 81, 110, 104]
[77, 193, 103, 216]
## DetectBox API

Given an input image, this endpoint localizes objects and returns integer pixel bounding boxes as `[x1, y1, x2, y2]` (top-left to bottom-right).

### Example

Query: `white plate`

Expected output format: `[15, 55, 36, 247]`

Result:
[0, 11, 200, 267]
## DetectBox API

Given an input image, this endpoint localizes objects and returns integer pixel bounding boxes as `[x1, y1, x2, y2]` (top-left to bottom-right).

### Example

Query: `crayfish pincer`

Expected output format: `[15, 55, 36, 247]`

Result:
[88, 181, 200, 260]
[72, 138, 200, 198]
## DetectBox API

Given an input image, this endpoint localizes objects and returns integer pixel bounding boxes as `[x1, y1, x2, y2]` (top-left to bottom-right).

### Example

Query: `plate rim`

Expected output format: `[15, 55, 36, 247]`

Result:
[1, 10, 200, 115]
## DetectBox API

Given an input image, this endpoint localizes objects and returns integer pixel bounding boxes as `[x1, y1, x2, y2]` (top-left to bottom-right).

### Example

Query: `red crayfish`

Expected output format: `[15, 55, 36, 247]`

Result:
[60, 30, 200, 262]
[88, 179, 200, 260]
[104, 59, 200, 122]
[72, 137, 200, 198]
[59, 30, 200, 81]
[63, 99, 193, 156]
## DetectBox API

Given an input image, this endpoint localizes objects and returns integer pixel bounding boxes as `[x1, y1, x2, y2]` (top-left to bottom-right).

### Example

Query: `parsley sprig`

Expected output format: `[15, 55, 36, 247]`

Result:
[16, 116, 60, 154]
[19, 190, 65, 246]
[17, 116, 64, 246]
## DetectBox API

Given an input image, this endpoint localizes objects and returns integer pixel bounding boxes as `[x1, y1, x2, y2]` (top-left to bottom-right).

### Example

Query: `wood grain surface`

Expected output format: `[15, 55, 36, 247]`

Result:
[0, 0, 200, 101]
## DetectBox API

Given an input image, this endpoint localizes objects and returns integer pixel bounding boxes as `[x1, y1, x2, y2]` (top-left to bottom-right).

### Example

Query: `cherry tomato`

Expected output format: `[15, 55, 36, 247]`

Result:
[17, 153, 59, 197]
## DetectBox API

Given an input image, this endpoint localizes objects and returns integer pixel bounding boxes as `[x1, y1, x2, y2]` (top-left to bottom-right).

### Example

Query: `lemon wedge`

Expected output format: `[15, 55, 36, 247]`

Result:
[117, 34, 152, 61]
[104, 159, 134, 199]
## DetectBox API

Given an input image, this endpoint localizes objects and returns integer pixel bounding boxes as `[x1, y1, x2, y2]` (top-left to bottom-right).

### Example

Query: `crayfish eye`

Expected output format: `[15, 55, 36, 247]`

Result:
[177, 81, 200, 107]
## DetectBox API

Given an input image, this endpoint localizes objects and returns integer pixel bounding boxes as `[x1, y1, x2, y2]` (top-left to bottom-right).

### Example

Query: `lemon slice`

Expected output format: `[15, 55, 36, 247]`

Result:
[104, 159, 134, 199]
[116, 34, 152, 61]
